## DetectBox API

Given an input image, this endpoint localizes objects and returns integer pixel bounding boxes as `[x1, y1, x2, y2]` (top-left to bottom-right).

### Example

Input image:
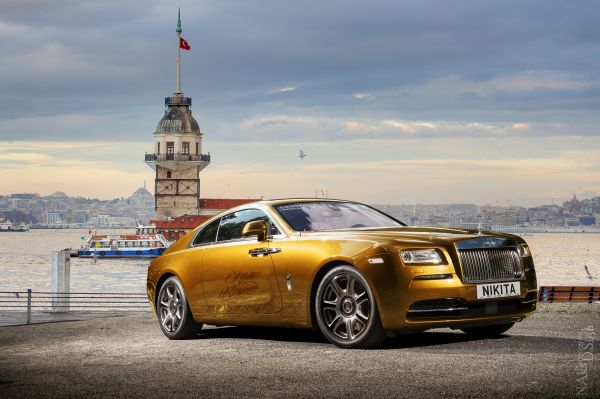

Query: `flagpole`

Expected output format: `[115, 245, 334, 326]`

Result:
[176, 8, 182, 93]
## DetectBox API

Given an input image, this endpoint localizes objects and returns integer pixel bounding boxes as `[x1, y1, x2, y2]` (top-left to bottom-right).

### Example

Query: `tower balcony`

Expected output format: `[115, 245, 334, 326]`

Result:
[144, 153, 210, 172]
[165, 96, 192, 106]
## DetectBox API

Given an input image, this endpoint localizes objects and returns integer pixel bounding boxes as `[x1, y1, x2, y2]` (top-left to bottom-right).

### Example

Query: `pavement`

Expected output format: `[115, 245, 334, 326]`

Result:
[0, 303, 599, 398]
[0, 310, 149, 327]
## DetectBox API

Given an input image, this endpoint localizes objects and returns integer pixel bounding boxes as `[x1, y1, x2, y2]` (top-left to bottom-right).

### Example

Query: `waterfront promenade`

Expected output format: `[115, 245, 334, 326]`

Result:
[0, 304, 598, 398]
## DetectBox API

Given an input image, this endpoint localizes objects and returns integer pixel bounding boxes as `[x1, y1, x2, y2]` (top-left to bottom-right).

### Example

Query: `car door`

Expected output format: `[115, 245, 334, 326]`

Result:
[201, 209, 283, 314]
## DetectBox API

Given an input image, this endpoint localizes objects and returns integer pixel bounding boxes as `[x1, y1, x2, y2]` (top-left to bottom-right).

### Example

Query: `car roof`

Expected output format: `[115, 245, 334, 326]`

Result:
[258, 198, 355, 206]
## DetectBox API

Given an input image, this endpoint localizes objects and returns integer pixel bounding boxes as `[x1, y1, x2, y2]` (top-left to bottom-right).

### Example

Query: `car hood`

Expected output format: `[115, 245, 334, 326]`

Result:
[297, 226, 522, 249]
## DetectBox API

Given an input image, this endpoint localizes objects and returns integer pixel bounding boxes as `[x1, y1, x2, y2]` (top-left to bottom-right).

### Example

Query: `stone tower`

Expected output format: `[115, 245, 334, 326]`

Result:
[144, 9, 210, 220]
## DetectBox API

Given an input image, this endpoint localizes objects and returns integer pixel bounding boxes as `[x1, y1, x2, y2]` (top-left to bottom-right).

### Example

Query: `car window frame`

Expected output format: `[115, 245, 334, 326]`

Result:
[190, 207, 286, 248]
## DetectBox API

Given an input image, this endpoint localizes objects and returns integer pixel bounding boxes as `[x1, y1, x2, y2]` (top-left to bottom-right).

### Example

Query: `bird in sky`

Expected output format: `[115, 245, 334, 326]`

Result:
[584, 265, 596, 280]
[297, 150, 307, 159]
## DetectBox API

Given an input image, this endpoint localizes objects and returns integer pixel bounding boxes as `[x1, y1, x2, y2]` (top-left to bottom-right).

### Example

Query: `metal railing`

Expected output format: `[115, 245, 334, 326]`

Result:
[144, 153, 210, 162]
[538, 286, 600, 303]
[165, 96, 192, 106]
[0, 290, 150, 324]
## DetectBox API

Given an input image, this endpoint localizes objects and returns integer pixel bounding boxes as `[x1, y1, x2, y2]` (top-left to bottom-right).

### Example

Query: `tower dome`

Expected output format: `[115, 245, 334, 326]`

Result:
[156, 94, 201, 134]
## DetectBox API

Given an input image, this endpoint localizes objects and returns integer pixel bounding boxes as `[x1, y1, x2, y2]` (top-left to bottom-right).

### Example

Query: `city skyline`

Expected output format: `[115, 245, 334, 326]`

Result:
[1, 1, 599, 206]
[2, 188, 598, 230]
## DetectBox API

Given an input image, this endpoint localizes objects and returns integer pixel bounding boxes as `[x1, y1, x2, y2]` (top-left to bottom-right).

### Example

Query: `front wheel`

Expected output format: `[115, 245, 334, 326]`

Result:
[461, 322, 515, 338]
[156, 276, 202, 339]
[315, 265, 386, 349]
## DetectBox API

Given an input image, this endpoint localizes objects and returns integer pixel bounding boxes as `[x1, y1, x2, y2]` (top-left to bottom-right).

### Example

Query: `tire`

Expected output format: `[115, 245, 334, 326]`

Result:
[315, 265, 386, 349]
[156, 276, 202, 339]
[461, 322, 515, 338]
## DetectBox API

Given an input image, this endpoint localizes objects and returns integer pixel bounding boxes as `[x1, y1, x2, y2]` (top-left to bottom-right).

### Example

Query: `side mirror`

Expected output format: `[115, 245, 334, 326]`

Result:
[242, 220, 267, 242]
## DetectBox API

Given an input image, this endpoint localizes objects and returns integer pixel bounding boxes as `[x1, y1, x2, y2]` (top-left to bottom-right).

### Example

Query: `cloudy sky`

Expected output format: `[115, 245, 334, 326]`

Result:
[0, 0, 598, 206]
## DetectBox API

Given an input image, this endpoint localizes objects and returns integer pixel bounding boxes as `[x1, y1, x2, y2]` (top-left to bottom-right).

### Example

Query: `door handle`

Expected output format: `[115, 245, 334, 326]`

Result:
[248, 248, 282, 257]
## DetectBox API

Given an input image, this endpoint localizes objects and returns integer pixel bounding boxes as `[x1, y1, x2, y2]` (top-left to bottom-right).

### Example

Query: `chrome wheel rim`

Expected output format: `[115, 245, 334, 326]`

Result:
[159, 283, 183, 333]
[320, 273, 370, 340]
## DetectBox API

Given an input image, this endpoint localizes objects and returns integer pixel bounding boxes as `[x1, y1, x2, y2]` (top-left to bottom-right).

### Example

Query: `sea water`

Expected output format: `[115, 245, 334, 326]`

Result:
[0, 230, 598, 293]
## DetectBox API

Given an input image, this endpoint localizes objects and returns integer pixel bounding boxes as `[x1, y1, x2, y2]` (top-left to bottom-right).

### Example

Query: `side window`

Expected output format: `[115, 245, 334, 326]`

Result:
[193, 218, 220, 246]
[217, 209, 280, 242]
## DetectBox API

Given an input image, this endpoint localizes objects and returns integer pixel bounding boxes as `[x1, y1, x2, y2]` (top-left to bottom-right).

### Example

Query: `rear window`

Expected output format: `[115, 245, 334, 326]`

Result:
[192, 218, 220, 246]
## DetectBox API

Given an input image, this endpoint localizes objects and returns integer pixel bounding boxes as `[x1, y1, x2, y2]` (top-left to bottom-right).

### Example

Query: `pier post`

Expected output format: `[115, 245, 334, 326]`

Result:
[26, 288, 32, 324]
[51, 250, 70, 312]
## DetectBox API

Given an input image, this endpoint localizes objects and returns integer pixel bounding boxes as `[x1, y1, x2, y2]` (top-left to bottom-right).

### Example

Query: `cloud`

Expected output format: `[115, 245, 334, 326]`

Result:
[484, 71, 594, 93]
[0, 20, 32, 37]
[352, 93, 373, 100]
[209, 114, 593, 143]
[271, 86, 297, 94]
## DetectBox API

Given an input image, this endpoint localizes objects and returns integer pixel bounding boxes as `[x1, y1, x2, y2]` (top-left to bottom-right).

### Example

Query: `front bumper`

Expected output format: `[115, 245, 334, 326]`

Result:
[363, 254, 538, 332]
[406, 292, 536, 320]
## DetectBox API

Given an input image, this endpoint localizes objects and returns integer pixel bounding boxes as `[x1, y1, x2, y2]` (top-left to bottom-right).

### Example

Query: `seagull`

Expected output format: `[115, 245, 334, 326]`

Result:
[584, 265, 596, 280]
[297, 150, 307, 159]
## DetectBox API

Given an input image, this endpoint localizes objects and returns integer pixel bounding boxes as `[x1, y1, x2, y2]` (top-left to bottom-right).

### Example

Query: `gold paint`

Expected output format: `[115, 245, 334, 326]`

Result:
[147, 199, 537, 332]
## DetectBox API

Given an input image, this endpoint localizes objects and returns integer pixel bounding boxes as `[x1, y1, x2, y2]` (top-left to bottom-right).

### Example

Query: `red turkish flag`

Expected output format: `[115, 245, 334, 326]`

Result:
[179, 37, 190, 50]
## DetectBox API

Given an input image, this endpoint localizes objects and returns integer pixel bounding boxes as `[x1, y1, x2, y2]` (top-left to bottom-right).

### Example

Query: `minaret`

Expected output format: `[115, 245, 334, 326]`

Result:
[145, 9, 210, 220]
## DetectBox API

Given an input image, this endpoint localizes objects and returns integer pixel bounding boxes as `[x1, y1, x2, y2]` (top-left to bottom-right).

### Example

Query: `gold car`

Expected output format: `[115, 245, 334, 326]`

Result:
[147, 199, 537, 348]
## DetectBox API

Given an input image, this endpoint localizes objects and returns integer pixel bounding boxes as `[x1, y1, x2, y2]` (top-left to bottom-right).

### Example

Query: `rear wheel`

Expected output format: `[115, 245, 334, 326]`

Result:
[461, 322, 515, 338]
[157, 276, 202, 339]
[315, 265, 386, 349]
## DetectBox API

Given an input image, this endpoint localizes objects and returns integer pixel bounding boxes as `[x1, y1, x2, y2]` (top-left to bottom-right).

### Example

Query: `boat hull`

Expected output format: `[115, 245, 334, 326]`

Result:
[77, 248, 166, 258]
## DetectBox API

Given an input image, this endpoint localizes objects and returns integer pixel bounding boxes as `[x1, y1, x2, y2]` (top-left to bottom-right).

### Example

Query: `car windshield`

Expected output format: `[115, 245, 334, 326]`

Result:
[274, 201, 403, 231]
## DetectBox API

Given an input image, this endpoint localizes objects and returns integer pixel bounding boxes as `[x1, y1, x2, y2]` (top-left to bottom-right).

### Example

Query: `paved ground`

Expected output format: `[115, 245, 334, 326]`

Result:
[0, 310, 149, 327]
[0, 304, 598, 398]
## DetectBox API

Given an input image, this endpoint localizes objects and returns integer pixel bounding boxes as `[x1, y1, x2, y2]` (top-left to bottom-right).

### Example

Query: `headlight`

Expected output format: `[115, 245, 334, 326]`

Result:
[517, 244, 530, 258]
[401, 249, 444, 265]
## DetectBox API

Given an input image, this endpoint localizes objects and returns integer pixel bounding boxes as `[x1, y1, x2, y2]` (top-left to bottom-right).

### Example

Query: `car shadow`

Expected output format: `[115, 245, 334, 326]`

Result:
[195, 325, 329, 344]
[193, 325, 515, 348]
[381, 330, 507, 349]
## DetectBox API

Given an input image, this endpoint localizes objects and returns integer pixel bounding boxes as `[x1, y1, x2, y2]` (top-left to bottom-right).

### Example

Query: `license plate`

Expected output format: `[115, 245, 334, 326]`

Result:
[476, 281, 520, 299]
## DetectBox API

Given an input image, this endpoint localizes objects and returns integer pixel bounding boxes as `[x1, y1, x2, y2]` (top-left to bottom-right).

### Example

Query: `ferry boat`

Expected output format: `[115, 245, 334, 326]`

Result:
[0, 219, 12, 231]
[77, 224, 169, 258]
[0, 220, 30, 232]
[11, 223, 30, 232]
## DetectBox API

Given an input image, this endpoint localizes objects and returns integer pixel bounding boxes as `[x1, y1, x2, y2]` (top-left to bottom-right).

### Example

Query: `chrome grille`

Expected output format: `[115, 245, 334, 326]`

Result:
[458, 248, 524, 283]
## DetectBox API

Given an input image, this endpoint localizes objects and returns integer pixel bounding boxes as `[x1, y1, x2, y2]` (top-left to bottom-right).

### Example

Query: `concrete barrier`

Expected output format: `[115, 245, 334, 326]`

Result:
[51, 250, 70, 312]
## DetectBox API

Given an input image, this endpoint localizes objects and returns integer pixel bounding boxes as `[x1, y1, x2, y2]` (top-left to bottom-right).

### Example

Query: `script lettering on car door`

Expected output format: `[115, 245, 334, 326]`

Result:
[219, 271, 260, 299]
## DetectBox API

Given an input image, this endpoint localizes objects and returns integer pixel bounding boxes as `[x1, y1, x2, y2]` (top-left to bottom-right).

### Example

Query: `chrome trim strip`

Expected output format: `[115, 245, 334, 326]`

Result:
[407, 307, 469, 313]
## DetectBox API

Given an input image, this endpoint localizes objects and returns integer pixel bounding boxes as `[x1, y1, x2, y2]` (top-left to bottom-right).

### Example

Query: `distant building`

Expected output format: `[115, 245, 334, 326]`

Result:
[90, 215, 136, 228]
[146, 13, 256, 240]
[46, 212, 64, 225]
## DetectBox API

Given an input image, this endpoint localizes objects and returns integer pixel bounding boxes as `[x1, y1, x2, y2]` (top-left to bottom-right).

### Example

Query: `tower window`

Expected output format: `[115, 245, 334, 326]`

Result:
[167, 171, 171, 179]
[195, 142, 199, 154]
[182, 142, 190, 155]
[157, 142, 160, 155]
